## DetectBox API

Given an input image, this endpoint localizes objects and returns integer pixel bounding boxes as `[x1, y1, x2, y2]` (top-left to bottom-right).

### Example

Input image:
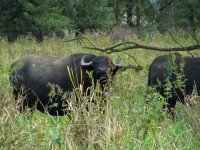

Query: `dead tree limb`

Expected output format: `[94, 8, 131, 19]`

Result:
[62, 36, 106, 52]
[122, 65, 143, 72]
[63, 36, 200, 54]
[121, 52, 141, 66]
[158, 0, 181, 12]
[84, 41, 200, 54]
[63, 36, 200, 71]
[168, 31, 194, 57]
[159, 1, 173, 12]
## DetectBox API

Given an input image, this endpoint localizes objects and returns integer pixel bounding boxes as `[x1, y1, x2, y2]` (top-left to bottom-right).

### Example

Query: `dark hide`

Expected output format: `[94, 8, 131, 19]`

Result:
[10, 53, 122, 116]
[147, 53, 200, 110]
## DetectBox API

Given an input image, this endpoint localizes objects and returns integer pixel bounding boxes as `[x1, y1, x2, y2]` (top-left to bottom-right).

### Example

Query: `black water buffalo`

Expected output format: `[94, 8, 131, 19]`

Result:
[10, 53, 123, 116]
[147, 53, 200, 111]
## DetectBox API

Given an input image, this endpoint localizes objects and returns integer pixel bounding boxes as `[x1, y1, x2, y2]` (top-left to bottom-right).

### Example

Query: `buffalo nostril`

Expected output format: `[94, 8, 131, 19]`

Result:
[97, 68, 101, 72]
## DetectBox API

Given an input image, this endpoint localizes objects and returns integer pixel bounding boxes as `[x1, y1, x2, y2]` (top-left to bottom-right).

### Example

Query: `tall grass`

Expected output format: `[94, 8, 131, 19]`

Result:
[0, 34, 200, 150]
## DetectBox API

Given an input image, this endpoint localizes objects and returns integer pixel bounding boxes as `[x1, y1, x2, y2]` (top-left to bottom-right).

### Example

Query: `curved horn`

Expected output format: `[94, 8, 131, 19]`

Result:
[113, 57, 123, 67]
[81, 55, 92, 67]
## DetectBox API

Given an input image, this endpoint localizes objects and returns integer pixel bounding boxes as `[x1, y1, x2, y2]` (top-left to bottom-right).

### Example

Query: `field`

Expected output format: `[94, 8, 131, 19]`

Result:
[0, 34, 200, 150]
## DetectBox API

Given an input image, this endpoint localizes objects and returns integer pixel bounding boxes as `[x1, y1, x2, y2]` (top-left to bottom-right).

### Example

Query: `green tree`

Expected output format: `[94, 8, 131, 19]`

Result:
[152, 0, 200, 34]
[126, 0, 134, 26]
[64, 0, 115, 36]
[0, 0, 25, 41]
[23, 0, 70, 42]
[174, 0, 200, 35]
[0, 0, 69, 42]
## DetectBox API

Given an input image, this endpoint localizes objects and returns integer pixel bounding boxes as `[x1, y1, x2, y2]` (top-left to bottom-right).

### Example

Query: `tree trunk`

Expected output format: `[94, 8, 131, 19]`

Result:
[35, 34, 43, 43]
[136, 3, 140, 28]
[74, 22, 85, 37]
[136, 0, 143, 37]
[115, 0, 120, 22]
[126, 0, 134, 27]
[188, 6, 196, 36]
[35, 31, 44, 42]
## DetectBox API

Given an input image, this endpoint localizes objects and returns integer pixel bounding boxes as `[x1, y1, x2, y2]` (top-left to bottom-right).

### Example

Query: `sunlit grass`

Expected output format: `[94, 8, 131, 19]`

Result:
[0, 33, 200, 149]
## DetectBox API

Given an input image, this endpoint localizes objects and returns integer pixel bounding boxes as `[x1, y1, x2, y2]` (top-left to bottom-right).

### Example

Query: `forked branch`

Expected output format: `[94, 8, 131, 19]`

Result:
[84, 41, 200, 54]
[64, 36, 200, 54]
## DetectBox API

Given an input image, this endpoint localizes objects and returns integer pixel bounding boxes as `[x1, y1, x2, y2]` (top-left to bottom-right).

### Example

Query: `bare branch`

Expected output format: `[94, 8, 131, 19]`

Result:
[168, 31, 194, 57]
[180, 28, 199, 45]
[122, 65, 143, 72]
[84, 41, 139, 53]
[63, 36, 105, 52]
[121, 52, 141, 66]
[106, 42, 136, 49]
[159, 1, 173, 12]
[64, 36, 200, 54]
[85, 41, 200, 54]
[111, 44, 200, 53]
[159, 0, 182, 12]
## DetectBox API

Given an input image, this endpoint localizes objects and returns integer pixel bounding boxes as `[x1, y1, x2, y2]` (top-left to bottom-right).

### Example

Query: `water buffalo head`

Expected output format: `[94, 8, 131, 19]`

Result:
[81, 55, 123, 88]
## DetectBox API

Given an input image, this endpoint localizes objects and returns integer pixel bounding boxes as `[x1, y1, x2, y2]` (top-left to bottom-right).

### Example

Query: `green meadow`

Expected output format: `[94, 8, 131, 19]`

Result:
[0, 34, 200, 150]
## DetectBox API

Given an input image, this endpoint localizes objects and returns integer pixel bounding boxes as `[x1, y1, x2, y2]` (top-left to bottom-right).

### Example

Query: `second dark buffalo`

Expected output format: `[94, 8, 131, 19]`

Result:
[10, 53, 123, 116]
[147, 53, 200, 111]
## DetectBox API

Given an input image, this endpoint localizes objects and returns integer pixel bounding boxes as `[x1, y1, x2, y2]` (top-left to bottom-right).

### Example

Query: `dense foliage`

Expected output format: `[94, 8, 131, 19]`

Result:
[0, 0, 200, 41]
[0, 0, 69, 42]
[64, 0, 115, 36]
[155, 0, 200, 34]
